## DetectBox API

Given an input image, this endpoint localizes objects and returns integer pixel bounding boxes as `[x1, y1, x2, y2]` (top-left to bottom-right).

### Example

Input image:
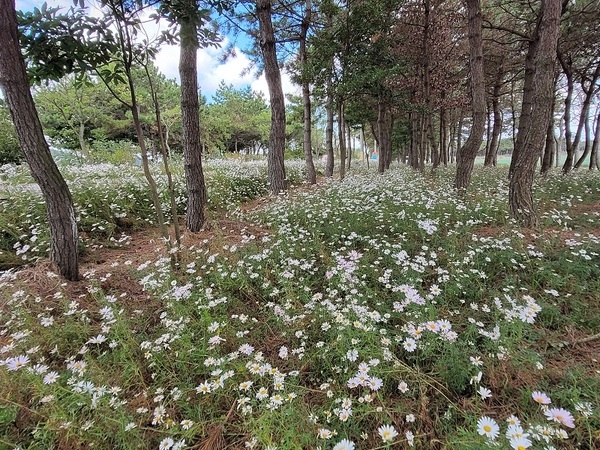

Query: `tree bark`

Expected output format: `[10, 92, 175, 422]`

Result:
[325, 89, 334, 177]
[454, 0, 486, 190]
[346, 122, 352, 171]
[377, 100, 394, 172]
[558, 53, 575, 173]
[257, 0, 287, 193]
[300, 0, 316, 184]
[179, 14, 208, 231]
[485, 67, 504, 166]
[145, 62, 181, 248]
[589, 108, 600, 170]
[541, 90, 556, 175]
[574, 63, 600, 169]
[0, 0, 79, 280]
[338, 101, 346, 180]
[509, 0, 562, 227]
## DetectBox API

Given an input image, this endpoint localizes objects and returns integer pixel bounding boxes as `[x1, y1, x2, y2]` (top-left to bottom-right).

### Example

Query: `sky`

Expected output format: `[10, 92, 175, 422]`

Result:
[15, 0, 298, 102]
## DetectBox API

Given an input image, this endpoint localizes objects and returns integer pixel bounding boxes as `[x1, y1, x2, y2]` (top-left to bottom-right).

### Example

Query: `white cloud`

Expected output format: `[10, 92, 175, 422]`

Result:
[155, 41, 298, 102]
[16, 0, 299, 102]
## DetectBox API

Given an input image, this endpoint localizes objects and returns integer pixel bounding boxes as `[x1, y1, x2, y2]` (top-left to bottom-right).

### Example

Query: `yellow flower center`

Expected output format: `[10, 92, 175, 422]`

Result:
[483, 425, 492, 432]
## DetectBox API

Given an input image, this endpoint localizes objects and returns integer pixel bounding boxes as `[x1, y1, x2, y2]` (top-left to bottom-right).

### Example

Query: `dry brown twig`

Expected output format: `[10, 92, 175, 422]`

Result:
[195, 402, 237, 450]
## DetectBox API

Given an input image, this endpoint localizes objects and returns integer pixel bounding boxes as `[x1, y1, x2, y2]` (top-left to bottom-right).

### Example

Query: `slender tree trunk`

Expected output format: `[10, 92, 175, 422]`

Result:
[574, 64, 600, 169]
[484, 101, 492, 160]
[485, 69, 504, 166]
[179, 14, 208, 231]
[386, 114, 394, 170]
[0, 0, 79, 280]
[510, 80, 517, 154]
[325, 90, 334, 177]
[589, 107, 600, 170]
[509, 0, 561, 227]
[338, 101, 346, 180]
[559, 57, 575, 173]
[145, 63, 181, 249]
[454, 0, 486, 190]
[378, 99, 386, 174]
[541, 91, 556, 175]
[557, 114, 564, 166]
[455, 108, 464, 164]
[127, 80, 170, 246]
[257, 0, 286, 193]
[346, 122, 352, 171]
[77, 121, 88, 157]
[300, 0, 316, 184]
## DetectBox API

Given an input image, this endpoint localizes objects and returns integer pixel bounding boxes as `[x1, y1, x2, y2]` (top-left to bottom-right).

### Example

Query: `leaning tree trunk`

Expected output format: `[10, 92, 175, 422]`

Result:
[179, 14, 208, 231]
[454, 0, 486, 190]
[300, 0, 316, 184]
[509, 0, 561, 227]
[257, 0, 286, 193]
[0, 0, 79, 280]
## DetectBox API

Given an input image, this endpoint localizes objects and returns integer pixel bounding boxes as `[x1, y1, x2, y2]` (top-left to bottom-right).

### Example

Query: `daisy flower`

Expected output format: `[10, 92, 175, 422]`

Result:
[544, 407, 575, 428]
[403, 338, 417, 352]
[506, 415, 521, 426]
[318, 428, 333, 439]
[158, 437, 174, 449]
[43, 371, 59, 384]
[509, 436, 532, 449]
[180, 419, 193, 430]
[506, 424, 528, 439]
[532, 391, 551, 405]
[6, 355, 29, 371]
[478, 386, 492, 400]
[378, 424, 398, 442]
[333, 439, 355, 450]
[477, 416, 499, 440]
[398, 381, 409, 393]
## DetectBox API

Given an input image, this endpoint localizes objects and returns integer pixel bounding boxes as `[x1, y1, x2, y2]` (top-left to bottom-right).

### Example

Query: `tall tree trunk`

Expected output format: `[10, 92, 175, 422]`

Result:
[541, 89, 557, 175]
[145, 63, 181, 249]
[346, 122, 352, 171]
[574, 63, 600, 169]
[325, 89, 334, 177]
[454, 0, 486, 190]
[0, 0, 79, 280]
[78, 121, 88, 157]
[509, 0, 561, 227]
[485, 68, 504, 166]
[386, 114, 394, 170]
[257, 0, 286, 193]
[510, 80, 517, 155]
[179, 14, 208, 231]
[378, 99, 387, 174]
[410, 111, 419, 168]
[557, 113, 564, 166]
[559, 55, 575, 173]
[589, 107, 600, 170]
[300, 0, 316, 184]
[338, 101, 346, 180]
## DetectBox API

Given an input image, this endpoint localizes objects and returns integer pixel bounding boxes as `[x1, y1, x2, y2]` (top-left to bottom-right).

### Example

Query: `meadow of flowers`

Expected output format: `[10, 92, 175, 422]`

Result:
[0, 160, 599, 450]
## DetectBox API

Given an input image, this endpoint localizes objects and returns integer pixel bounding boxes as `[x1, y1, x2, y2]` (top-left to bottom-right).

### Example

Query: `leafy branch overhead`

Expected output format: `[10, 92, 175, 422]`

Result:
[17, 3, 118, 83]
